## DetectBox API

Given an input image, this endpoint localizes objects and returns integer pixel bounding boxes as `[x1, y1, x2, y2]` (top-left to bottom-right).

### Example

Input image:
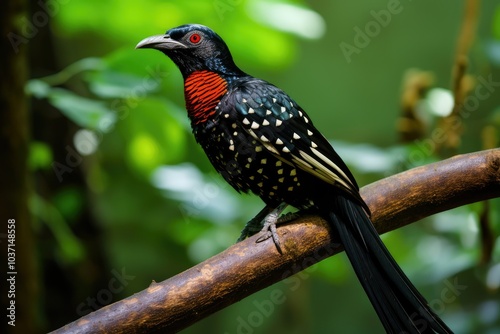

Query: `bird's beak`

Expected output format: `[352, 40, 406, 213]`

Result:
[135, 34, 187, 50]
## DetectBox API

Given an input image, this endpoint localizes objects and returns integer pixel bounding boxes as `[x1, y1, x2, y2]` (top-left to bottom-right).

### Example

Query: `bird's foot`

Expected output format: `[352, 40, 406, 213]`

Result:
[238, 202, 290, 249]
[254, 202, 289, 252]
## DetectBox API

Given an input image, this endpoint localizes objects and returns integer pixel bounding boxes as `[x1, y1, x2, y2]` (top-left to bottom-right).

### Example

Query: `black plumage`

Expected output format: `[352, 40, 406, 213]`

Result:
[137, 24, 453, 333]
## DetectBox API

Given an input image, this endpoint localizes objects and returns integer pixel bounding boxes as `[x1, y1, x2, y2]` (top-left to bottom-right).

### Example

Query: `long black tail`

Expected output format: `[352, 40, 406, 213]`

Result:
[327, 194, 453, 334]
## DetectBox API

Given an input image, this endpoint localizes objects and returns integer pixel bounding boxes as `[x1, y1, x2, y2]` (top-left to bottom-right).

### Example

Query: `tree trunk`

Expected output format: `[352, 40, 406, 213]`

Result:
[0, 0, 38, 333]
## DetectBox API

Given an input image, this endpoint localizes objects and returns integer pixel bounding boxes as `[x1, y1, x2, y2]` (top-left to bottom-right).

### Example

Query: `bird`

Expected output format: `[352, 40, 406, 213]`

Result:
[136, 24, 453, 333]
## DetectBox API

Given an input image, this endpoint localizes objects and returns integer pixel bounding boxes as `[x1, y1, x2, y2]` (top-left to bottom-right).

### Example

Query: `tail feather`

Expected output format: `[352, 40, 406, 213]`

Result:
[328, 195, 452, 334]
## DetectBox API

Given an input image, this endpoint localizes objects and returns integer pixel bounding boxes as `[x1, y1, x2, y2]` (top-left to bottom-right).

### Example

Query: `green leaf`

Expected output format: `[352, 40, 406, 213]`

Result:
[87, 70, 158, 98]
[25, 79, 51, 98]
[47, 88, 116, 131]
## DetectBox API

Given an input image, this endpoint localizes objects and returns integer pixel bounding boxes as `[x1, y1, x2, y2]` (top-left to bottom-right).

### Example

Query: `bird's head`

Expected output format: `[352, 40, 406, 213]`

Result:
[136, 24, 245, 79]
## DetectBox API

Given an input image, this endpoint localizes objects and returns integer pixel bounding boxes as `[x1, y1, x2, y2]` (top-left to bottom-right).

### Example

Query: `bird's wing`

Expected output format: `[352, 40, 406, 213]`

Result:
[220, 78, 362, 202]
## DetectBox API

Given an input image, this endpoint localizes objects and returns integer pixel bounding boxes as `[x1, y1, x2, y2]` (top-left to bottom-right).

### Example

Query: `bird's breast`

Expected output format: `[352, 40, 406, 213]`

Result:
[184, 70, 228, 125]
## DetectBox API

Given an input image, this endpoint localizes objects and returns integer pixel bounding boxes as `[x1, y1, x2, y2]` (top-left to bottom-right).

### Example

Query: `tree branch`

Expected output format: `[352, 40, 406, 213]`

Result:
[51, 149, 500, 334]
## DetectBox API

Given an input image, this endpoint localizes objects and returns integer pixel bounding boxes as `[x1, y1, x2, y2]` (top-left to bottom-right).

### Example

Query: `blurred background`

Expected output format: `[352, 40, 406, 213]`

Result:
[2, 0, 500, 333]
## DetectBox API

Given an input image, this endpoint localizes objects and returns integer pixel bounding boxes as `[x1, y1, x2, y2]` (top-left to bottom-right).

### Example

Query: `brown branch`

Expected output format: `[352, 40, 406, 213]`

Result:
[51, 149, 500, 334]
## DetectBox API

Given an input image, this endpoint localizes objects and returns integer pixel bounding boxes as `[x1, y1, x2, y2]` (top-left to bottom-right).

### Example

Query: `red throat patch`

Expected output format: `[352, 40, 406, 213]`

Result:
[184, 70, 228, 124]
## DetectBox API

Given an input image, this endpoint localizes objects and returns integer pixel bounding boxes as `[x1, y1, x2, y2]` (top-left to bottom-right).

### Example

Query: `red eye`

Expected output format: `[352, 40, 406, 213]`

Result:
[189, 33, 201, 44]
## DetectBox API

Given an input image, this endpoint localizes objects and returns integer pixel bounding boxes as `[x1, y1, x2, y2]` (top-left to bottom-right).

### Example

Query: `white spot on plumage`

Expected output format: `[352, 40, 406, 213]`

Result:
[261, 159, 267, 164]
[233, 131, 238, 136]
[307, 130, 313, 136]
[232, 123, 237, 128]
[249, 176, 255, 180]
[272, 185, 278, 190]
[293, 177, 298, 182]
[249, 108, 255, 114]
[278, 177, 285, 183]
[255, 146, 263, 152]
[257, 168, 263, 174]
[262, 119, 270, 126]
[293, 133, 300, 140]
[311, 141, 318, 148]
[298, 110, 303, 117]
[290, 101, 294, 107]
[287, 186, 294, 191]
[229, 145, 235, 151]
[257, 182, 263, 187]
[248, 157, 252, 162]
[282, 146, 290, 153]
[266, 110, 272, 115]
[242, 98, 247, 103]
[277, 169, 284, 175]
[276, 161, 282, 167]
[251, 121, 259, 129]
[304, 117, 309, 123]
[275, 119, 283, 127]
[280, 106, 286, 112]
[243, 118, 250, 125]
[290, 169, 296, 176]
[260, 135, 269, 142]
[273, 98, 277, 103]
[269, 191, 275, 196]
[276, 138, 284, 145]
[224, 114, 229, 118]
[245, 163, 250, 168]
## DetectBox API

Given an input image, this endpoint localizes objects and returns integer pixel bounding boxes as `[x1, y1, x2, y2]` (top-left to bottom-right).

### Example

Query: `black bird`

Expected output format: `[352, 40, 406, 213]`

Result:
[137, 24, 452, 333]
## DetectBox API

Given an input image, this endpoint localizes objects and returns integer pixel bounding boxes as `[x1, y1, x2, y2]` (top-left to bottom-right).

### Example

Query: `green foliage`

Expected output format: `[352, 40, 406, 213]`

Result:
[30, 193, 86, 264]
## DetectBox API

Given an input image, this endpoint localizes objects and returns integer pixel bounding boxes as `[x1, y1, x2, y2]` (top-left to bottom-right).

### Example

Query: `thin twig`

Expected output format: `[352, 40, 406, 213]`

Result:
[438, 0, 480, 153]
